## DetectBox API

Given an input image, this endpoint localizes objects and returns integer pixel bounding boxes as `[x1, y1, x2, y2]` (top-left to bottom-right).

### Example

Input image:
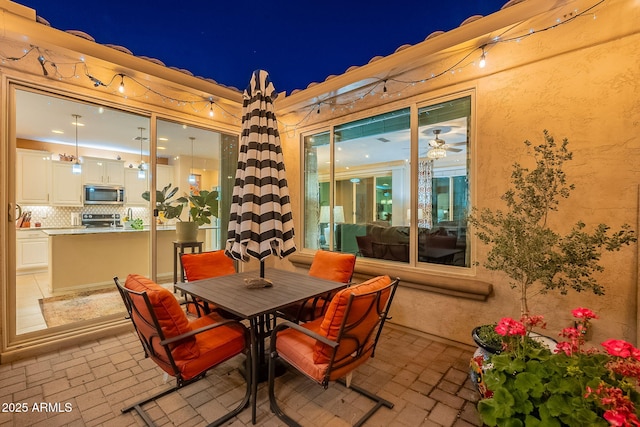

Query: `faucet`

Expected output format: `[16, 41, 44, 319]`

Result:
[126, 208, 133, 220]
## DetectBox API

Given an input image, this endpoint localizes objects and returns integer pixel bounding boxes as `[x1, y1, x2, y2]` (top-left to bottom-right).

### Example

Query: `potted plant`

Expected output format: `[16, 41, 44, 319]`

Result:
[467, 131, 636, 397]
[142, 183, 219, 242]
[478, 308, 640, 426]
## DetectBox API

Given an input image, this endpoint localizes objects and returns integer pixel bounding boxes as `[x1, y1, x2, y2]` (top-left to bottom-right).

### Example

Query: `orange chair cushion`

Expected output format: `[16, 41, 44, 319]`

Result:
[181, 250, 235, 281]
[308, 251, 356, 283]
[276, 317, 374, 383]
[125, 274, 246, 381]
[181, 251, 236, 316]
[125, 274, 199, 361]
[176, 313, 246, 381]
[313, 275, 392, 364]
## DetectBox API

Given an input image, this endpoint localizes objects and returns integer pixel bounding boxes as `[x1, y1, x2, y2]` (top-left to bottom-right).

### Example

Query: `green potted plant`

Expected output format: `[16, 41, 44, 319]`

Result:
[142, 183, 219, 242]
[469, 131, 635, 317]
[477, 308, 640, 426]
[467, 131, 636, 400]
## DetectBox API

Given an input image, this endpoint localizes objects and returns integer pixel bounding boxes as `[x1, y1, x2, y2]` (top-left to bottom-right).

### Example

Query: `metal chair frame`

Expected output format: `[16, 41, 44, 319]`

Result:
[114, 277, 251, 427]
[268, 277, 399, 427]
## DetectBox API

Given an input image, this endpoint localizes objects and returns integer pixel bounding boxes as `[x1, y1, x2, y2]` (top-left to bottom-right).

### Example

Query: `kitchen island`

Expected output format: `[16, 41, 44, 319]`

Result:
[44, 225, 217, 293]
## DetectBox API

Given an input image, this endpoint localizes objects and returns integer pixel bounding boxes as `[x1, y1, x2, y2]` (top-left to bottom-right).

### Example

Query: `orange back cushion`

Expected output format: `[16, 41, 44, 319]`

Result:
[313, 275, 392, 363]
[125, 274, 199, 360]
[308, 251, 356, 283]
[181, 250, 236, 281]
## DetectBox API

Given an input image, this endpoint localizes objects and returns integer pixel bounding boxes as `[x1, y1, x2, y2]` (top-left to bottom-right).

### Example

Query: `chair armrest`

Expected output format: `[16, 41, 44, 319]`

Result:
[270, 320, 338, 349]
[161, 319, 247, 346]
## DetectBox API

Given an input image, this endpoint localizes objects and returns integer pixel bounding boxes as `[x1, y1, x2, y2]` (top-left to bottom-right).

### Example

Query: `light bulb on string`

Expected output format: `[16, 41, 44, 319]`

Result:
[209, 101, 214, 117]
[118, 74, 125, 93]
[479, 46, 487, 68]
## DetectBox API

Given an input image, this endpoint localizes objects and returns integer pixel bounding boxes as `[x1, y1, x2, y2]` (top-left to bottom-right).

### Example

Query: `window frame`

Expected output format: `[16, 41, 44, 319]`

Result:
[295, 90, 484, 298]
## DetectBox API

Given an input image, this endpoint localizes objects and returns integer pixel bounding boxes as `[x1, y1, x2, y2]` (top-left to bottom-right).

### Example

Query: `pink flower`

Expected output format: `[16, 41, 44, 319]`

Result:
[521, 314, 546, 329]
[555, 341, 575, 356]
[602, 339, 636, 358]
[572, 307, 599, 320]
[495, 317, 526, 337]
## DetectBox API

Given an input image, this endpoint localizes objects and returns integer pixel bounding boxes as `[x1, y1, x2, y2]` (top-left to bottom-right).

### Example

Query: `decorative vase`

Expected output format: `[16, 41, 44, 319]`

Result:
[470, 326, 501, 399]
[175, 221, 198, 242]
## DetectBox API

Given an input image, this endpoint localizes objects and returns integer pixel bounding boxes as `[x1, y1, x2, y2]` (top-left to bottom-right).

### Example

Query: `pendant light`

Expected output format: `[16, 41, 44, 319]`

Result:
[71, 114, 82, 174]
[136, 127, 146, 179]
[188, 137, 196, 184]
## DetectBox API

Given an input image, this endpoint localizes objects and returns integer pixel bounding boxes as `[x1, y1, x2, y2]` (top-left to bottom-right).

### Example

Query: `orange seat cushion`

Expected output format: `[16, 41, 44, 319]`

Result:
[125, 274, 245, 381]
[181, 251, 236, 316]
[176, 313, 246, 381]
[285, 251, 355, 321]
[125, 274, 199, 361]
[181, 250, 235, 281]
[314, 275, 392, 364]
[308, 251, 356, 283]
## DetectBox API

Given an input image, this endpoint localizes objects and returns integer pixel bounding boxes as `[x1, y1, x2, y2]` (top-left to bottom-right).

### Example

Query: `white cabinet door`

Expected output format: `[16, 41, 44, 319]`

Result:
[156, 165, 175, 191]
[51, 161, 83, 206]
[16, 230, 48, 273]
[105, 160, 124, 185]
[124, 168, 149, 206]
[16, 149, 51, 205]
[82, 157, 125, 185]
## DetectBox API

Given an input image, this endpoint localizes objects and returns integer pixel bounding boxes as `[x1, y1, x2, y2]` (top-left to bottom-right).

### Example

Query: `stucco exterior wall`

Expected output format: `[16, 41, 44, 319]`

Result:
[276, 0, 639, 347]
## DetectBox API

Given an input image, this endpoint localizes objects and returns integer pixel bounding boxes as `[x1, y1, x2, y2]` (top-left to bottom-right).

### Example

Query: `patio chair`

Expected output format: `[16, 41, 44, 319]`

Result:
[114, 274, 251, 427]
[180, 250, 237, 317]
[278, 250, 356, 323]
[268, 275, 399, 427]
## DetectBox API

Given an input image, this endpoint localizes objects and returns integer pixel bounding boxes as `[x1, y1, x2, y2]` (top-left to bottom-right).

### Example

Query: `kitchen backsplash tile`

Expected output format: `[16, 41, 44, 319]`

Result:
[18, 205, 150, 228]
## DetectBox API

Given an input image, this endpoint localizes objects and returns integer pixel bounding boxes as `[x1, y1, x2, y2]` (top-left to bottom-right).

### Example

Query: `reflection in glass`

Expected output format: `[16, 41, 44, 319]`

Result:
[303, 96, 471, 269]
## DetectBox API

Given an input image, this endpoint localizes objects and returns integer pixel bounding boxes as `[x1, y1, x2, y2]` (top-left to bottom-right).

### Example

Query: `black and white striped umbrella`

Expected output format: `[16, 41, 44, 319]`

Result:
[225, 70, 296, 277]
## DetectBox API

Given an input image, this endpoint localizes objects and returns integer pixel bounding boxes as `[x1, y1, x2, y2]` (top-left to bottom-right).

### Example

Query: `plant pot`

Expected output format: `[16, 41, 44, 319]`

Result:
[470, 325, 501, 399]
[175, 221, 198, 242]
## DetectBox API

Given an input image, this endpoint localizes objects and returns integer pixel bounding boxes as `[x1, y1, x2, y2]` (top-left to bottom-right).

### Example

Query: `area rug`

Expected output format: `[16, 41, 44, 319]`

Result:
[39, 288, 125, 328]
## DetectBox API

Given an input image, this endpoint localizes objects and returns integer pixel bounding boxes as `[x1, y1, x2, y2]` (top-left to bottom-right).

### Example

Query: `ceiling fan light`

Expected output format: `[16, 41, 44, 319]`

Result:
[427, 147, 447, 160]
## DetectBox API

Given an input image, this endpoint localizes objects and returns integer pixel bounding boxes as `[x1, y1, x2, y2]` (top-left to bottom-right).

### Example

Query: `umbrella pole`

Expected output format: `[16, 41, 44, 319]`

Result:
[260, 260, 265, 278]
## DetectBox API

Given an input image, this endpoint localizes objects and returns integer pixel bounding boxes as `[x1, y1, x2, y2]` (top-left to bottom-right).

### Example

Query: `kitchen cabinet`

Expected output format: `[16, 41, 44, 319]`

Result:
[51, 161, 83, 206]
[16, 229, 48, 273]
[16, 149, 51, 205]
[156, 164, 175, 191]
[124, 168, 149, 206]
[81, 156, 125, 185]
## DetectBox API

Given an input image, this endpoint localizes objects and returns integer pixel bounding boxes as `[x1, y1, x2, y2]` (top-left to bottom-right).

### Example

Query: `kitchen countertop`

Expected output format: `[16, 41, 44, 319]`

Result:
[42, 225, 218, 236]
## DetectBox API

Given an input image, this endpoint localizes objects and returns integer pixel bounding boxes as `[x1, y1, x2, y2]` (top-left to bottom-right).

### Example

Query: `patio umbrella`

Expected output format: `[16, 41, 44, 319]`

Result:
[225, 70, 296, 283]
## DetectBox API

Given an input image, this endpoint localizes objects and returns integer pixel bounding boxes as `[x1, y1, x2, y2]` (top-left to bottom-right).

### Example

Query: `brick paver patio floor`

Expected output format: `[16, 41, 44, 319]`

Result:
[0, 323, 483, 426]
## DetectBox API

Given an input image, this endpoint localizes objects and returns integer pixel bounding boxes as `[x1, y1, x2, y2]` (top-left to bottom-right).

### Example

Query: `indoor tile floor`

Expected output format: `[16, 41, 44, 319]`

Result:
[0, 323, 483, 426]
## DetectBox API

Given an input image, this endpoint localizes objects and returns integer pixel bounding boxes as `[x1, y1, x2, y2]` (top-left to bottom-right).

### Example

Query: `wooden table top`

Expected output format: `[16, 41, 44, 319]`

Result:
[175, 269, 347, 319]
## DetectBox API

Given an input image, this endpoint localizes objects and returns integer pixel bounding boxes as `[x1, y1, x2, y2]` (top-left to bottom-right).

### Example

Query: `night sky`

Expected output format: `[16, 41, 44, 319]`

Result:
[17, 0, 508, 94]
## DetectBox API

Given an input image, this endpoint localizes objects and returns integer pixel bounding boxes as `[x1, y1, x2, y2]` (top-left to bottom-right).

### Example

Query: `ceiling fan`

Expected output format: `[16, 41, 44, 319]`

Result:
[429, 129, 463, 153]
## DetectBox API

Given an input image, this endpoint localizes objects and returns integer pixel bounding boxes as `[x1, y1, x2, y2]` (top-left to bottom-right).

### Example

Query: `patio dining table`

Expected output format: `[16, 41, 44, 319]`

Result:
[175, 268, 347, 424]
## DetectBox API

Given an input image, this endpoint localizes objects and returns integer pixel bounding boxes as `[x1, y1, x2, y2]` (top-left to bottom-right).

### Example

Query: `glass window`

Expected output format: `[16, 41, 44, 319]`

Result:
[303, 95, 471, 270]
[417, 96, 470, 267]
[9, 87, 238, 343]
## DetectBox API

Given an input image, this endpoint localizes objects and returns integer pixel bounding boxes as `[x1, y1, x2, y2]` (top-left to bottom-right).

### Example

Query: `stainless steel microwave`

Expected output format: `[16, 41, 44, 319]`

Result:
[83, 185, 125, 205]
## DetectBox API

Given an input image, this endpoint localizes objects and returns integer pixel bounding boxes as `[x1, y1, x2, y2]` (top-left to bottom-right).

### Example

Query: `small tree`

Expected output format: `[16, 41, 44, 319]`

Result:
[468, 130, 636, 315]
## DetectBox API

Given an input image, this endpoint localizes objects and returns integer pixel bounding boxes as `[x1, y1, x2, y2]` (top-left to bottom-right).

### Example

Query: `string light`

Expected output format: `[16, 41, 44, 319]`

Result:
[478, 45, 487, 68]
[0, 0, 604, 134]
[118, 74, 125, 94]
